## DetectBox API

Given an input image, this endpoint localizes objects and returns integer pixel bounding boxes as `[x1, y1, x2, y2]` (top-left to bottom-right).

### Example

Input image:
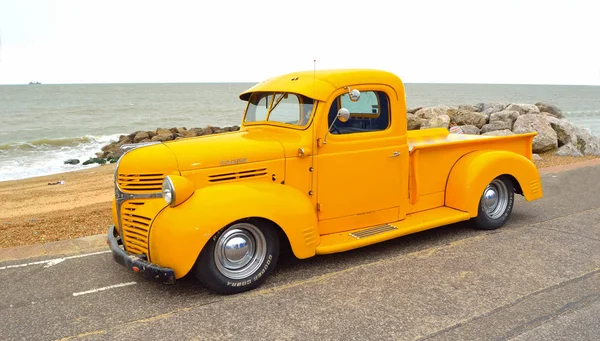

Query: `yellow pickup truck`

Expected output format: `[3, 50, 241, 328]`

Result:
[107, 69, 543, 294]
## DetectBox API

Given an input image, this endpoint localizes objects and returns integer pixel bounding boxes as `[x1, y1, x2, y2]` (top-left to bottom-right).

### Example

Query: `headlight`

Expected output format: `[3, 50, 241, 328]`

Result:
[162, 177, 175, 205]
[162, 175, 195, 207]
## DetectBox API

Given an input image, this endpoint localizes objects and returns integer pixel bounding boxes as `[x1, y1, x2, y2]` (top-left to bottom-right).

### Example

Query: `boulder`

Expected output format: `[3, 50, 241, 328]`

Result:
[459, 125, 480, 135]
[116, 138, 133, 148]
[505, 103, 540, 115]
[479, 102, 507, 116]
[513, 114, 558, 153]
[533, 154, 542, 161]
[481, 121, 511, 134]
[231, 125, 241, 131]
[482, 129, 514, 136]
[202, 126, 217, 135]
[456, 104, 480, 112]
[100, 143, 114, 152]
[535, 102, 564, 119]
[575, 128, 600, 155]
[106, 151, 124, 159]
[133, 131, 150, 143]
[414, 105, 450, 120]
[117, 135, 133, 146]
[151, 133, 174, 142]
[64, 159, 80, 165]
[82, 158, 107, 165]
[447, 109, 487, 128]
[407, 114, 423, 130]
[544, 116, 578, 147]
[555, 144, 583, 157]
[127, 132, 137, 142]
[100, 143, 120, 158]
[407, 107, 423, 114]
[190, 128, 205, 136]
[177, 127, 187, 134]
[489, 110, 520, 129]
[182, 130, 198, 138]
[421, 114, 450, 129]
[156, 128, 172, 135]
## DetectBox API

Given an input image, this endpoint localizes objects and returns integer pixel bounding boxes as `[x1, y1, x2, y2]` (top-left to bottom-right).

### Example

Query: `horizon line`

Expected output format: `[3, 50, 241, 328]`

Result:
[2, 80, 600, 87]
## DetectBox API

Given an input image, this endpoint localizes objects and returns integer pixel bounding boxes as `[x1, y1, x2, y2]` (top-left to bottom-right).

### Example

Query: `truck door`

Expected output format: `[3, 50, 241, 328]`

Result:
[316, 86, 408, 235]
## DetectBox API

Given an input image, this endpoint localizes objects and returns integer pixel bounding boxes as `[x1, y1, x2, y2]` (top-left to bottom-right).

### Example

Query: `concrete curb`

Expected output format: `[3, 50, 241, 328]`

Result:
[0, 234, 107, 263]
[1, 157, 599, 263]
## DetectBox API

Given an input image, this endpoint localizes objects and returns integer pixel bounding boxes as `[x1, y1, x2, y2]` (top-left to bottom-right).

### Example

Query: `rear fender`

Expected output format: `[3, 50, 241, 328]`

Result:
[445, 150, 543, 217]
[150, 182, 319, 278]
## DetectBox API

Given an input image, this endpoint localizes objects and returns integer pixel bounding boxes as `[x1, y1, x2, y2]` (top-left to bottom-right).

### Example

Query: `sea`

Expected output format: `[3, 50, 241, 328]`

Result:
[1, 82, 599, 182]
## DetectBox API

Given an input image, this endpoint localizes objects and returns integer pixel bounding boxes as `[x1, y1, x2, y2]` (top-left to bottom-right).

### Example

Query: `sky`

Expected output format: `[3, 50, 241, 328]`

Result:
[0, 0, 599, 85]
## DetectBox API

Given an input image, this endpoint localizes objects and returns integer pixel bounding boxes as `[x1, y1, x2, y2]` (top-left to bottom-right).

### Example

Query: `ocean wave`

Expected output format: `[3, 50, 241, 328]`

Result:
[0, 134, 122, 151]
[0, 133, 124, 181]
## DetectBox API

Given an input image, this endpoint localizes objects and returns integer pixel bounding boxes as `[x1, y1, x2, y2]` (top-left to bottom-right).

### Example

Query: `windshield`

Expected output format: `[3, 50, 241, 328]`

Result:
[244, 92, 314, 127]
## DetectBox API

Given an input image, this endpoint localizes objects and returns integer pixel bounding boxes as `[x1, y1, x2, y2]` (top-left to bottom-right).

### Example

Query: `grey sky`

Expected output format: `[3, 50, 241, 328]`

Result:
[1, 0, 599, 85]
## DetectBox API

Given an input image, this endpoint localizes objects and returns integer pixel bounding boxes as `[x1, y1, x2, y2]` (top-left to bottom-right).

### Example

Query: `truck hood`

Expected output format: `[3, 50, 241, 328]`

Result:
[163, 130, 285, 171]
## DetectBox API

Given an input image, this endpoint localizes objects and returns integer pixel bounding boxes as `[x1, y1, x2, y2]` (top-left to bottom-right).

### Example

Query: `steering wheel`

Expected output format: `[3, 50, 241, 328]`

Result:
[331, 124, 340, 134]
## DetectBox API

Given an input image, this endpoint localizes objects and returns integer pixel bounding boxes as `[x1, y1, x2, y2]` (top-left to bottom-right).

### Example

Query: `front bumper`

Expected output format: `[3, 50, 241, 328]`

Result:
[107, 225, 176, 284]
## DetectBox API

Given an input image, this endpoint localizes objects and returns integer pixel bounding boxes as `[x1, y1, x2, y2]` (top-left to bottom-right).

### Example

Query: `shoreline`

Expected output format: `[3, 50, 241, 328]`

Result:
[1, 152, 600, 250]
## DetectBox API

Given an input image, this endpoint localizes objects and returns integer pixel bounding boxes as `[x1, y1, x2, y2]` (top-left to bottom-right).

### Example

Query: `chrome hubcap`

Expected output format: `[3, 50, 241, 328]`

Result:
[214, 223, 266, 280]
[482, 179, 509, 220]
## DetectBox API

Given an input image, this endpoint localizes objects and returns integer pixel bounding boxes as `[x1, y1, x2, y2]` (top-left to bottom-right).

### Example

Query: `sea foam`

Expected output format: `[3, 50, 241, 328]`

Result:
[0, 134, 122, 182]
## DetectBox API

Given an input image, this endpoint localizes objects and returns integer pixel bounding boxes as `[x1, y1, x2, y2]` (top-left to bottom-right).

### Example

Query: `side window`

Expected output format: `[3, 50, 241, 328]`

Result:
[329, 90, 390, 134]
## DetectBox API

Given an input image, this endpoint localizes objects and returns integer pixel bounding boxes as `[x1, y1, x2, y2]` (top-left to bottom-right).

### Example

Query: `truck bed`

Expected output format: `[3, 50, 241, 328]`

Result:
[406, 128, 536, 213]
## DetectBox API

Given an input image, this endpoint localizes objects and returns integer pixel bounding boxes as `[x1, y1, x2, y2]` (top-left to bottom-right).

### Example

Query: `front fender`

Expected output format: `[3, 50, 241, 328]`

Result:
[445, 150, 543, 217]
[149, 182, 319, 278]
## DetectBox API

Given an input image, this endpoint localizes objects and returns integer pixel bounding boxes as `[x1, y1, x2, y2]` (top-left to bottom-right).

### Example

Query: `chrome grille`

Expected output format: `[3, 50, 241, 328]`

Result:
[118, 173, 164, 192]
[209, 168, 268, 182]
[121, 201, 151, 256]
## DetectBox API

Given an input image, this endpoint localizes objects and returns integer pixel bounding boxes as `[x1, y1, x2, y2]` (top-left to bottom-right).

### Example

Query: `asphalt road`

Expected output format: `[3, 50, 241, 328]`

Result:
[1, 165, 599, 341]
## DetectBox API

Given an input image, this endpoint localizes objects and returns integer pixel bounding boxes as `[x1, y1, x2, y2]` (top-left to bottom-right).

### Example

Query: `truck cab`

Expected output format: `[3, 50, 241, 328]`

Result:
[108, 69, 543, 294]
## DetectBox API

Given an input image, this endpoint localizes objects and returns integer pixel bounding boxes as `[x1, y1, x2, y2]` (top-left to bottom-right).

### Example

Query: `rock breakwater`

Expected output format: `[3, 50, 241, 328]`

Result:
[408, 102, 600, 156]
[95, 125, 240, 160]
[92, 102, 599, 164]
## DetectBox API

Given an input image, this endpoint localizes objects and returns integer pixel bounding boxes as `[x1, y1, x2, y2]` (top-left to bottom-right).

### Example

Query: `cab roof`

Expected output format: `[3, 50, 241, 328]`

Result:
[239, 69, 404, 102]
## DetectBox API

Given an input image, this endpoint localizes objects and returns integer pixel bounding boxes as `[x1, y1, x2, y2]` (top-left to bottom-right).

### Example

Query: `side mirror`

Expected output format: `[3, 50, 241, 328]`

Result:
[349, 89, 361, 102]
[323, 108, 351, 145]
[337, 108, 350, 122]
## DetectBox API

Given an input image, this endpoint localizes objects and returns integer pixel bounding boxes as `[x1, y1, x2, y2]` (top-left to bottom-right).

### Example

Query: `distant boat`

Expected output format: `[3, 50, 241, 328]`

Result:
[28, 81, 41, 85]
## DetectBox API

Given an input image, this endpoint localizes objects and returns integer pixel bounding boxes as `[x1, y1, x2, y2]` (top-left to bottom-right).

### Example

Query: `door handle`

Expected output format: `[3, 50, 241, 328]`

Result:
[390, 151, 400, 157]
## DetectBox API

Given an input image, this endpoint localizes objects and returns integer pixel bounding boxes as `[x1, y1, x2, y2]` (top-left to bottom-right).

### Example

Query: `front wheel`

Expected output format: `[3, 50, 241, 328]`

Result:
[194, 221, 280, 294]
[472, 175, 514, 230]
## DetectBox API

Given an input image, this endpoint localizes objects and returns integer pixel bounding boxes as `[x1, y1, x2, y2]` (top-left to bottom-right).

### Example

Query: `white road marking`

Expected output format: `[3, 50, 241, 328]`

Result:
[72, 281, 137, 296]
[0, 250, 111, 270]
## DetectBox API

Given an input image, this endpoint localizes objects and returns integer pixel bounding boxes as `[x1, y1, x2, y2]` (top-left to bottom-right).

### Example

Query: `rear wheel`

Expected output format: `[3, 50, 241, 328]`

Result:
[194, 221, 279, 294]
[472, 175, 514, 230]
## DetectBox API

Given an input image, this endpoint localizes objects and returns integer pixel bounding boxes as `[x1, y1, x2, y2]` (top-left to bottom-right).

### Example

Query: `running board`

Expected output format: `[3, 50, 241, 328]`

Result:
[350, 224, 398, 239]
[315, 207, 471, 255]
